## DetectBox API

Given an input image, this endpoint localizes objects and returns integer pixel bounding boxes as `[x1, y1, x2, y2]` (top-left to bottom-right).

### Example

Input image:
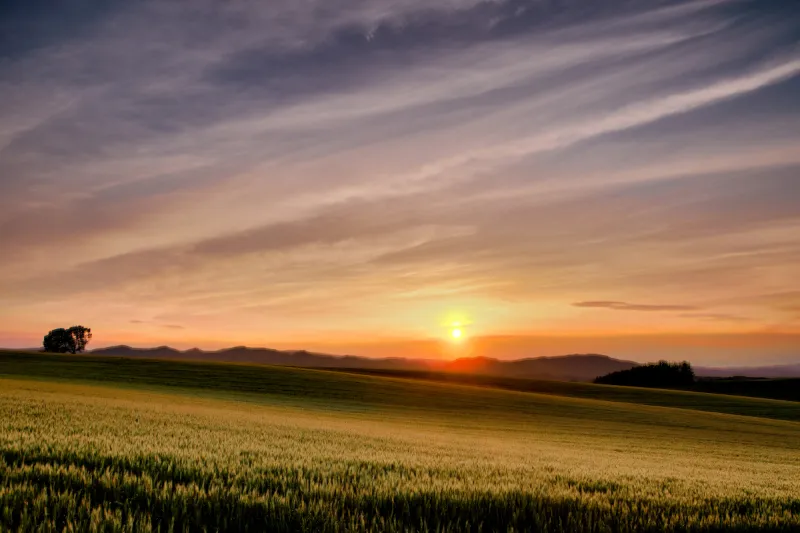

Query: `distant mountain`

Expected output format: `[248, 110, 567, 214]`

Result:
[91, 345, 433, 371]
[90, 345, 637, 381]
[93, 345, 185, 359]
[696, 364, 800, 379]
[442, 354, 638, 382]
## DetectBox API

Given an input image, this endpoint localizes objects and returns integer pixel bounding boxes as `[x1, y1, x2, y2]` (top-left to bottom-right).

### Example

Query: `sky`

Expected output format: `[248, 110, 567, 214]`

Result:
[1, 0, 798, 365]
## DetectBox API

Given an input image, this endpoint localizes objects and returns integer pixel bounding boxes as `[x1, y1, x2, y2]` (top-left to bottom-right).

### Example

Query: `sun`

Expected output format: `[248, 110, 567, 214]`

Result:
[451, 328, 463, 340]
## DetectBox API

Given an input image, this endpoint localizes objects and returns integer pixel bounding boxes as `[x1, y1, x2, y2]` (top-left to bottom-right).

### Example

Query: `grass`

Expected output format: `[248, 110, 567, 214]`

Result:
[1, 351, 800, 531]
[2, 351, 798, 422]
[321, 367, 800, 420]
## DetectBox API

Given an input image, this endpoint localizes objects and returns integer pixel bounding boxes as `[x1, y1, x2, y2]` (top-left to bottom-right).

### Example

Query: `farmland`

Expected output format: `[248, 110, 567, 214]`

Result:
[2, 351, 800, 531]
[2, 351, 800, 422]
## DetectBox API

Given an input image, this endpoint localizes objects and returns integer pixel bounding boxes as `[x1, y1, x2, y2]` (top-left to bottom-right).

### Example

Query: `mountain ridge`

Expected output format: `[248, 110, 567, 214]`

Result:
[88, 345, 638, 381]
[695, 364, 800, 379]
[8, 344, 800, 379]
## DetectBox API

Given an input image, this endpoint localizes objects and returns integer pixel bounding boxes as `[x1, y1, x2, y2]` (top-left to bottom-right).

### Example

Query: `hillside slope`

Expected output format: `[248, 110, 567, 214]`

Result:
[2, 350, 798, 421]
[4, 373, 800, 532]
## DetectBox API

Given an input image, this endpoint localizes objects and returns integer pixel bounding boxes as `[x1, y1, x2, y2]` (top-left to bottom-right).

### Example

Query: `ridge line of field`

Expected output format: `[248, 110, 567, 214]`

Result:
[322, 366, 800, 403]
[1, 351, 799, 423]
[5, 374, 800, 440]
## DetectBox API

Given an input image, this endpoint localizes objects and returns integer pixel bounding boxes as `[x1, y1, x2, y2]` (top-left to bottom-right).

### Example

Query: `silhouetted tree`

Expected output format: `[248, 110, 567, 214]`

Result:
[43, 326, 92, 354]
[594, 360, 695, 388]
[43, 328, 71, 353]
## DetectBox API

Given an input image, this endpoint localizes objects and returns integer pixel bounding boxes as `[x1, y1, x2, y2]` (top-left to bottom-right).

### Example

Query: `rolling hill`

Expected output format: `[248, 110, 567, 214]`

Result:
[88, 345, 637, 381]
[2, 350, 797, 420]
[2, 349, 800, 531]
[695, 363, 800, 378]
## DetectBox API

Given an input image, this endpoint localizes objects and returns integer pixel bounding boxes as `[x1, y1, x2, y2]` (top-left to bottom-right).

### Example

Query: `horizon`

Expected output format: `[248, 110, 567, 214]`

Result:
[2, 3, 799, 531]
[5, 332, 800, 369]
[4, 330, 800, 366]
[1, 0, 798, 366]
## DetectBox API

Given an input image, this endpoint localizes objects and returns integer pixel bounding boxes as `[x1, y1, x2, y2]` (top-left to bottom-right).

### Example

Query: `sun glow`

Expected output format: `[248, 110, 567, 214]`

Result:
[451, 328, 463, 340]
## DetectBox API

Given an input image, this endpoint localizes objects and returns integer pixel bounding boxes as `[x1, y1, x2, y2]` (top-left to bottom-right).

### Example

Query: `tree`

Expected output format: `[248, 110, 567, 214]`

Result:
[43, 328, 71, 353]
[43, 326, 92, 354]
[594, 360, 695, 388]
[68, 325, 92, 353]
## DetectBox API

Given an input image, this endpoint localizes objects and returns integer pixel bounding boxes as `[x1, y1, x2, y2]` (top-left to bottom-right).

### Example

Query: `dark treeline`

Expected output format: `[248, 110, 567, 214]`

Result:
[594, 361, 695, 388]
[693, 377, 800, 402]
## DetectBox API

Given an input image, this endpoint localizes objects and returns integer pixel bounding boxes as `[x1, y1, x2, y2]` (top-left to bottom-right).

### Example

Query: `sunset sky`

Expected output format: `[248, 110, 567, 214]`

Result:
[1, 0, 798, 365]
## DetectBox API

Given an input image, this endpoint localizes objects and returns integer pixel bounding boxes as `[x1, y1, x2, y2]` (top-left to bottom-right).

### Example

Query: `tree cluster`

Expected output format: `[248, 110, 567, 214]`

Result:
[594, 360, 695, 388]
[43, 326, 92, 354]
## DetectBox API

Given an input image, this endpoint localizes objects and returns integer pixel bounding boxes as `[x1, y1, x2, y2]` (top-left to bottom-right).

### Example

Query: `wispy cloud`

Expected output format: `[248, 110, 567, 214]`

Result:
[573, 301, 698, 312]
[0, 0, 798, 358]
[679, 313, 752, 323]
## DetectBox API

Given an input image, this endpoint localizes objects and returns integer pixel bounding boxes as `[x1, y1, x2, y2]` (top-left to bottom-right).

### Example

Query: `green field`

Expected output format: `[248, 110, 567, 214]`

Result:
[321, 367, 800, 418]
[2, 351, 800, 531]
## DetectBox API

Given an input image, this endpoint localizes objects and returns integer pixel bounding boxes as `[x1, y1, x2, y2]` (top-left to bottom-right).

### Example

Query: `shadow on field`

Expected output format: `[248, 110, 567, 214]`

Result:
[2, 351, 799, 422]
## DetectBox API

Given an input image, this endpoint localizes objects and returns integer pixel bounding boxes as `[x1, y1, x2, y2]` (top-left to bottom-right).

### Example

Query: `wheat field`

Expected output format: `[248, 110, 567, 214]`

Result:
[1, 354, 800, 532]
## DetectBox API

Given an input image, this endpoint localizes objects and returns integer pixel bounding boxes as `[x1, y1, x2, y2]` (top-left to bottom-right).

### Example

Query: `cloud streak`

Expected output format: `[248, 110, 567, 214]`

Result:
[679, 313, 752, 323]
[0, 0, 798, 361]
[573, 301, 698, 312]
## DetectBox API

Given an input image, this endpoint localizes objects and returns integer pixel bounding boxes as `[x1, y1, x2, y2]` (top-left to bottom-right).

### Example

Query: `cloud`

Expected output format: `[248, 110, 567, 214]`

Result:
[679, 313, 752, 323]
[0, 0, 799, 354]
[128, 319, 183, 329]
[727, 291, 800, 312]
[382, 57, 800, 189]
[191, 203, 418, 257]
[2, 158, 798, 311]
[573, 301, 698, 312]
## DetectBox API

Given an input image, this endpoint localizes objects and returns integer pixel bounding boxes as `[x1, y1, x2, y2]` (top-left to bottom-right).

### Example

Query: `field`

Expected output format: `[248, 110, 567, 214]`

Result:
[2, 351, 800, 531]
[322, 368, 800, 414]
[2, 352, 799, 422]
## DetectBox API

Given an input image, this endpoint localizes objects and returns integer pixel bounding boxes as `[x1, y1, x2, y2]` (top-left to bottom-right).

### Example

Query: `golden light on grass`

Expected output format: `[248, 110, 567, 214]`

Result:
[3, 353, 800, 532]
[2, 372, 798, 532]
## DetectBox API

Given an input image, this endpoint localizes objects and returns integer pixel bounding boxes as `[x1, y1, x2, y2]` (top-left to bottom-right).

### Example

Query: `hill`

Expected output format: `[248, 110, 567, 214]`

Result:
[2, 350, 798, 421]
[329, 367, 800, 408]
[444, 354, 637, 381]
[1, 350, 799, 531]
[88, 345, 637, 381]
[591, 362, 800, 402]
[696, 363, 800, 378]
[692, 377, 800, 402]
[91, 344, 435, 371]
